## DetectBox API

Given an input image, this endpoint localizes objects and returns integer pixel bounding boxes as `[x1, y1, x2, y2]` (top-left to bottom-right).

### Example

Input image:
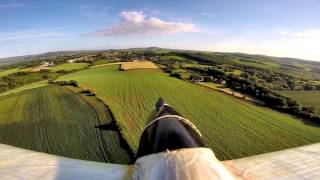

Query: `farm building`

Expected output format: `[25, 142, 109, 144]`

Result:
[211, 77, 226, 85]
[191, 76, 204, 82]
[41, 62, 54, 67]
[66, 55, 96, 63]
[203, 76, 214, 82]
[67, 59, 75, 63]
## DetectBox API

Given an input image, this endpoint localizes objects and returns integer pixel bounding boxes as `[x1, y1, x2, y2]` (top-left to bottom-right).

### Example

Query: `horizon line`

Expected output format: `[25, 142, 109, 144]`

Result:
[0, 47, 319, 62]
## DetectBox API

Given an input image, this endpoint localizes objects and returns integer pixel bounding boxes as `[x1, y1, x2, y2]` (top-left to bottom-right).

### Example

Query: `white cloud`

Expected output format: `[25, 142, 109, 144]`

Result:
[90, 11, 199, 36]
[280, 28, 320, 38]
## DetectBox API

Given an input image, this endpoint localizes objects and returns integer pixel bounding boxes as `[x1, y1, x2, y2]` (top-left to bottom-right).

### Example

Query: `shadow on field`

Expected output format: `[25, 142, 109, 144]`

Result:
[95, 122, 135, 164]
[95, 122, 119, 131]
[298, 118, 320, 127]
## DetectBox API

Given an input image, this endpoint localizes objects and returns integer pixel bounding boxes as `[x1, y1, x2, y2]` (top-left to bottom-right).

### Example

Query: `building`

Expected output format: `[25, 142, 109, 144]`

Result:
[191, 76, 204, 82]
[67, 59, 75, 63]
[41, 61, 54, 67]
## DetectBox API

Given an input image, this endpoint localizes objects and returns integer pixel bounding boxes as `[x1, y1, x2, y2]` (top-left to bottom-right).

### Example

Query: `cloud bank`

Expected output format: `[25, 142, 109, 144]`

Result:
[90, 11, 198, 36]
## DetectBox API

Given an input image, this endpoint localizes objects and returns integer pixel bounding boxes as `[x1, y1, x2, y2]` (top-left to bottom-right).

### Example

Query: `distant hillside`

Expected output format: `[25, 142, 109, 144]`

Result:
[0, 50, 101, 66]
[229, 53, 320, 70]
[1, 48, 319, 77]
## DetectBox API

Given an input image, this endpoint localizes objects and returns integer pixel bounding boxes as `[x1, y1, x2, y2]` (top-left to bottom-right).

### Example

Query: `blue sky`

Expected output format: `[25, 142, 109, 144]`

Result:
[1, 0, 320, 60]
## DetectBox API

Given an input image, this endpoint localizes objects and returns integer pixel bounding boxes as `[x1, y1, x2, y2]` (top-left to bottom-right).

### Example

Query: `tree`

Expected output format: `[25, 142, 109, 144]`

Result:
[287, 80, 296, 90]
[304, 84, 316, 90]
[264, 93, 287, 107]
[42, 74, 49, 79]
[286, 98, 301, 107]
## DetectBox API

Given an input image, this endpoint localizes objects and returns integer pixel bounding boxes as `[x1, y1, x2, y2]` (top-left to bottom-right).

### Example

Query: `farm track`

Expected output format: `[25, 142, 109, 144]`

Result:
[58, 65, 320, 160]
[0, 85, 131, 163]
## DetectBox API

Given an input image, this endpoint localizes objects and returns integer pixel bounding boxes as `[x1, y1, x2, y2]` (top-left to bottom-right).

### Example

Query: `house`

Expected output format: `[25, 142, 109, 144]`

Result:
[212, 78, 226, 85]
[66, 55, 97, 63]
[67, 59, 75, 63]
[191, 76, 204, 82]
[150, 56, 160, 61]
[41, 61, 54, 67]
[203, 76, 214, 82]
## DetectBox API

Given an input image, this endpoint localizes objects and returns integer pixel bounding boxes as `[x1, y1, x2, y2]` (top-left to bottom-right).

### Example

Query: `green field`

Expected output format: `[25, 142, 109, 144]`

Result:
[0, 67, 31, 78]
[161, 55, 187, 61]
[92, 59, 109, 66]
[58, 65, 320, 160]
[277, 91, 320, 116]
[0, 85, 130, 163]
[0, 80, 49, 97]
[50, 63, 88, 72]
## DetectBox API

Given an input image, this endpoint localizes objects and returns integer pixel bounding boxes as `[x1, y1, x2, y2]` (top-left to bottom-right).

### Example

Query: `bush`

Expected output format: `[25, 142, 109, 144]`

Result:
[56, 70, 67, 74]
[42, 74, 49, 79]
[15, 71, 29, 76]
[40, 69, 51, 73]
[69, 80, 78, 87]
[80, 89, 96, 96]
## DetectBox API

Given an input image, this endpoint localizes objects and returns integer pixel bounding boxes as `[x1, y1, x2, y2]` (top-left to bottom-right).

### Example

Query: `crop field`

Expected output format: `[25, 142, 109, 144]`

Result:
[277, 91, 320, 116]
[0, 85, 130, 163]
[58, 65, 320, 160]
[120, 61, 158, 70]
[50, 63, 88, 72]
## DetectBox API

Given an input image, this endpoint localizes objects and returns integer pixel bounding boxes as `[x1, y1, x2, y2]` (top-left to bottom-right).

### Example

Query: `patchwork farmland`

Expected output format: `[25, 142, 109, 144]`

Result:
[277, 90, 320, 116]
[58, 64, 320, 160]
[0, 85, 130, 164]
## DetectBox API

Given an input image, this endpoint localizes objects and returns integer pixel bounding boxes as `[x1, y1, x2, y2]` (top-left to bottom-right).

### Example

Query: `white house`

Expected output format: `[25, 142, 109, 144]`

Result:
[67, 59, 75, 63]
[41, 62, 54, 67]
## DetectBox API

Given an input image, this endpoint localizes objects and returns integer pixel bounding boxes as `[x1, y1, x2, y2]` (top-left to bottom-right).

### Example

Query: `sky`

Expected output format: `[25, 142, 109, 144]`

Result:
[1, 0, 320, 61]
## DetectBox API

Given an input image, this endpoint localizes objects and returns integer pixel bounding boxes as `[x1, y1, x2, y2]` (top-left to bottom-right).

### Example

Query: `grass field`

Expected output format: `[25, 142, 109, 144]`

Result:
[277, 91, 320, 116]
[226, 69, 242, 76]
[161, 55, 187, 62]
[58, 65, 320, 160]
[0, 85, 130, 163]
[0, 80, 49, 97]
[50, 63, 88, 72]
[92, 59, 109, 66]
[0, 67, 31, 78]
